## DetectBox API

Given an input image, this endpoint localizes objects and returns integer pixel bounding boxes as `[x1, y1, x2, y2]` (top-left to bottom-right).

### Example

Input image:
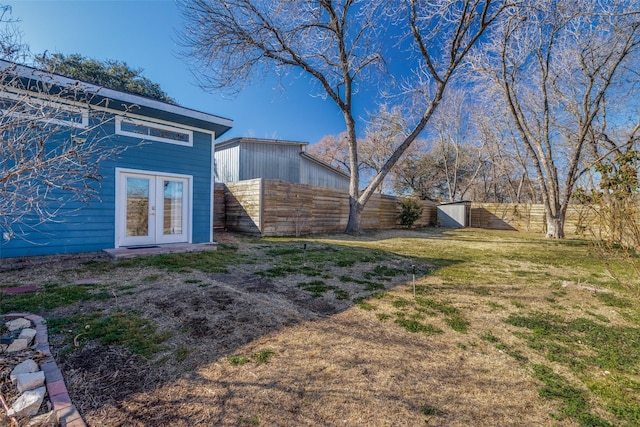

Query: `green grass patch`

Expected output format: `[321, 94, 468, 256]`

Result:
[85, 312, 171, 358]
[395, 313, 443, 335]
[506, 312, 640, 375]
[415, 297, 460, 316]
[0, 283, 110, 313]
[296, 280, 350, 300]
[586, 375, 640, 425]
[47, 311, 170, 358]
[584, 311, 609, 323]
[471, 286, 492, 296]
[445, 315, 469, 333]
[255, 242, 408, 281]
[252, 349, 275, 364]
[297, 280, 331, 297]
[175, 344, 190, 362]
[136, 247, 247, 273]
[505, 308, 640, 423]
[487, 301, 506, 310]
[239, 416, 260, 426]
[264, 242, 390, 269]
[364, 282, 385, 291]
[377, 313, 391, 322]
[420, 403, 443, 416]
[480, 331, 500, 343]
[357, 301, 377, 311]
[228, 355, 250, 365]
[341, 275, 390, 291]
[364, 265, 405, 280]
[532, 364, 612, 425]
[412, 285, 433, 295]
[334, 289, 350, 300]
[392, 297, 411, 308]
[595, 292, 633, 308]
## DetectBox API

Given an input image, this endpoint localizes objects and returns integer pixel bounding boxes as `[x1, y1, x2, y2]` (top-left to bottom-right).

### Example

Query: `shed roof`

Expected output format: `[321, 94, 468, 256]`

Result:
[215, 137, 308, 150]
[0, 60, 233, 137]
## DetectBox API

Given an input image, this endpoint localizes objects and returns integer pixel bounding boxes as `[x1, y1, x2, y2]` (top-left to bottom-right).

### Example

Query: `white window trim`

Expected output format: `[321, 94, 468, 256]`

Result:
[115, 116, 193, 147]
[0, 90, 89, 129]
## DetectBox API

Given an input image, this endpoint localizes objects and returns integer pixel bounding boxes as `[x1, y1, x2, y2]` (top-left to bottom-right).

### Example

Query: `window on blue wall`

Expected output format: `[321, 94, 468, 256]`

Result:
[115, 116, 193, 146]
[0, 91, 88, 129]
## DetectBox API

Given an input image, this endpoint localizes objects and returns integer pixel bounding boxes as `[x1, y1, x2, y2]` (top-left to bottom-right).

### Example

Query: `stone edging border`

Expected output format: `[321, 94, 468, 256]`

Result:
[3, 313, 85, 427]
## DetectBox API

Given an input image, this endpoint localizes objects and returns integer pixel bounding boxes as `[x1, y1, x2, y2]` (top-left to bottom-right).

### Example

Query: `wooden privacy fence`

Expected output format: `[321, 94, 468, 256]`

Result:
[214, 180, 637, 239]
[469, 202, 640, 239]
[214, 179, 437, 236]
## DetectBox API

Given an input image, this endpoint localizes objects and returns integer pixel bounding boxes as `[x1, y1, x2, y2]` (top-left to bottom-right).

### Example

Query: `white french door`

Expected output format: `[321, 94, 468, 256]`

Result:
[117, 171, 190, 247]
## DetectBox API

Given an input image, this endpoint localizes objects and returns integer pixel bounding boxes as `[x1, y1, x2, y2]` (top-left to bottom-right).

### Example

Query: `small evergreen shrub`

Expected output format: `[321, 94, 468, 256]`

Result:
[398, 198, 423, 227]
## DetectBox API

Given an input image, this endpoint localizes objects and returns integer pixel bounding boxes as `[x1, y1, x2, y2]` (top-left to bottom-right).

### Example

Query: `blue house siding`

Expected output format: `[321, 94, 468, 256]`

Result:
[0, 60, 232, 260]
[1, 118, 217, 259]
[105, 126, 215, 245]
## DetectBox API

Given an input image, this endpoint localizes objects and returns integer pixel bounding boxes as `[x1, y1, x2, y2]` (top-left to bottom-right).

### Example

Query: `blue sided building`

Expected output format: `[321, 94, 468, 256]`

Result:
[0, 60, 232, 260]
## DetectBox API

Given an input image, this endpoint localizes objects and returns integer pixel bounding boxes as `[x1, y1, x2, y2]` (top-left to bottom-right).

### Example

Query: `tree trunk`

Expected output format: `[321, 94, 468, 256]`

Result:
[345, 196, 363, 234]
[545, 211, 565, 239]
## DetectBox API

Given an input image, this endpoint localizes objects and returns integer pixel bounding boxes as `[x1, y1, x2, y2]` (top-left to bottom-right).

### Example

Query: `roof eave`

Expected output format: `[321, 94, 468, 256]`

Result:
[0, 60, 233, 137]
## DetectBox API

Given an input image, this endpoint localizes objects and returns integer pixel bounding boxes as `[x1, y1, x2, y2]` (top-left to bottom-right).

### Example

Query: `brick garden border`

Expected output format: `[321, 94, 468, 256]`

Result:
[3, 313, 85, 427]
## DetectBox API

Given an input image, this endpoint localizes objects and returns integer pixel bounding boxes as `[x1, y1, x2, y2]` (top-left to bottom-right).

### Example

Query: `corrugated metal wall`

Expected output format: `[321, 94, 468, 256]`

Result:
[239, 141, 300, 182]
[215, 139, 349, 191]
[214, 142, 240, 182]
[300, 156, 349, 190]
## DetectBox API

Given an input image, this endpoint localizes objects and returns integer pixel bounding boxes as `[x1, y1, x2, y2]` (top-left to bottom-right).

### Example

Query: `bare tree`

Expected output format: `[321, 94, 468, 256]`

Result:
[391, 137, 484, 202]
[428, 89, 486, 201]
[310, 105, 407, 194]
[0, 5, 28, 62]
[307, 132, 355, 174]
[0, 61, 125, 242]
[359, 104, 407, 194]
[472, 106, 541, 203]
[180, 0, 509, 233]
[471, 0, 640, 238]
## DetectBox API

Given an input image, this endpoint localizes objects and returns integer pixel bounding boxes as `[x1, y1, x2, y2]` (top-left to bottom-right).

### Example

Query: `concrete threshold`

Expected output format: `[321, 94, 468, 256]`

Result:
[103, 243, 218, 259]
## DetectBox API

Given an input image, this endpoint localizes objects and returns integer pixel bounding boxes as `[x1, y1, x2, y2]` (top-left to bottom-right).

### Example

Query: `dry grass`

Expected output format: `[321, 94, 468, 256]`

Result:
[1, 228, 638, 426]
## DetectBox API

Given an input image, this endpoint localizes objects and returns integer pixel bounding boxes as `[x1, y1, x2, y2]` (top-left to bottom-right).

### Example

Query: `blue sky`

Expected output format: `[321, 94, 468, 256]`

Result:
[6, 0, 350, 142]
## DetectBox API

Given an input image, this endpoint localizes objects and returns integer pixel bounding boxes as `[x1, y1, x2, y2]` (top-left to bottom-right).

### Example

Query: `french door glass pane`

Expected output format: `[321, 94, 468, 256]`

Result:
[163, 180, 183, 235]
[126, 177, 150, 237]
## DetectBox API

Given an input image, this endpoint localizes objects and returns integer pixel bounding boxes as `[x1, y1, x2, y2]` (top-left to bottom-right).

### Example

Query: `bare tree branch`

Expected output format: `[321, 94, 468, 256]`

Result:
[180, 0, 509, 233]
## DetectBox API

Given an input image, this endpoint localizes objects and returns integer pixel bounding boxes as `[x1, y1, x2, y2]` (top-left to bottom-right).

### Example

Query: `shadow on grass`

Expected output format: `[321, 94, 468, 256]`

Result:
[0, 230, 468, 425]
